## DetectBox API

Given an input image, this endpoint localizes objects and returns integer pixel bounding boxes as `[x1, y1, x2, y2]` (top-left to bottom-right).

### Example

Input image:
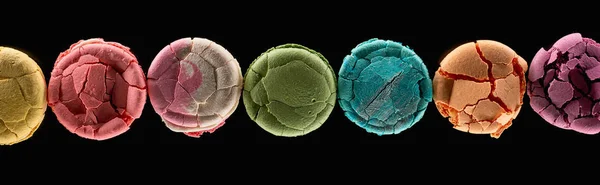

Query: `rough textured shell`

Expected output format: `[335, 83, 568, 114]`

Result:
[243, 44, 336, 137]
[0, 47, 47, 145]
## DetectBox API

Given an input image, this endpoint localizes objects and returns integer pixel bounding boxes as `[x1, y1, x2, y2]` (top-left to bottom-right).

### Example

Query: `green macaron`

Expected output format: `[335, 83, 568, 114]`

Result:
[243, 44, 336, 137]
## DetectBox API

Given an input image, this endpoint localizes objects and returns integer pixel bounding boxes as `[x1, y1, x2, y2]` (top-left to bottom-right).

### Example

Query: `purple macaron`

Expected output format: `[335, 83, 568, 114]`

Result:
[527, 33, 600, 134]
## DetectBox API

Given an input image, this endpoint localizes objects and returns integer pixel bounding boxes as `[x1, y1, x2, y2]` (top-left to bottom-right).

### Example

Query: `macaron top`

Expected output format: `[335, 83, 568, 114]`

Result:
[527, 33, 600, 134]
[243, 44, 336, 137]
[47, 38, 147, 140]
[337, 38, 432, 135]
[0, 47, 47, 145]
[433, 40, 528, 138]
[147, 37, 243, 138]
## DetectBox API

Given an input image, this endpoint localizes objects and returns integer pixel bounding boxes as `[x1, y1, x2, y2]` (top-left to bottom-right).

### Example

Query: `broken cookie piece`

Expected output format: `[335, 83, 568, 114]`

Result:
[337, 38, 432, 136]
[433, 40, 528, 138]
[47, 38, 147, 141]
[0, 47, 47, 145]
[527, 33, 600, 135]
[147, 38, 243, 138]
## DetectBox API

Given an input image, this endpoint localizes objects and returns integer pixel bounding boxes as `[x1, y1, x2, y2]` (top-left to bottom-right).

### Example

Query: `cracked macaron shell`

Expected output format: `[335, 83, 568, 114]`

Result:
[147, 37, 243, 138]
[527, 33, 600, 135]
[338, 38, 432, 136]
[243, 44, 336, 137]
[47, 38, 147, 141]
[0, 47, 47, 145]
[433, 40, 528, 138]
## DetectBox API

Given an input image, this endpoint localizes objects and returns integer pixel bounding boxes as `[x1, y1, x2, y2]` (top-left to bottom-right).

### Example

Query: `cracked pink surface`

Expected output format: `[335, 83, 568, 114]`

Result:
[527, 33, 600, 134]
[47, 38, 147, 140]
[147, 38, 242, 138]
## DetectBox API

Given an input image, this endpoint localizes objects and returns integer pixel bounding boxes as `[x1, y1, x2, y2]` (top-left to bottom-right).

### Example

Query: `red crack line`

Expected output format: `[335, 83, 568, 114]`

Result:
[437, 70, 487, 82]
[511, 57, 526, 105]
[474, 42, 511, 113]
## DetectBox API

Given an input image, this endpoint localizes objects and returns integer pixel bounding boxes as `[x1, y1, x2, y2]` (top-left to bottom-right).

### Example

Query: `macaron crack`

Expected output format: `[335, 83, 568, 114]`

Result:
[474, 42, 510, 112]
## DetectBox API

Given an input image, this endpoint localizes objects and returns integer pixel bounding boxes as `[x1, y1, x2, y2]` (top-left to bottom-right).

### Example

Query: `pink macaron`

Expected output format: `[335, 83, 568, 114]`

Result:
[47, 38, 147, 140]
[528, 33, 600, 134]
[147, 38, 243, 138]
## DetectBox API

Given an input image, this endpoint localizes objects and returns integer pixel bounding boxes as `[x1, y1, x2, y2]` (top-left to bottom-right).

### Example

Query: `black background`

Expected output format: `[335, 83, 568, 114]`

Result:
[1, 16, 599, 147]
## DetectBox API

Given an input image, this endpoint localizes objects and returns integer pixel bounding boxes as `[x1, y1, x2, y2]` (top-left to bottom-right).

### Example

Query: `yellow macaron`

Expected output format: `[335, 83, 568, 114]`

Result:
[0, 47, 47, 145]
